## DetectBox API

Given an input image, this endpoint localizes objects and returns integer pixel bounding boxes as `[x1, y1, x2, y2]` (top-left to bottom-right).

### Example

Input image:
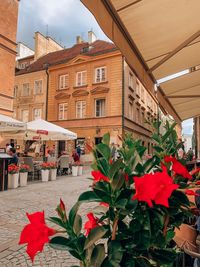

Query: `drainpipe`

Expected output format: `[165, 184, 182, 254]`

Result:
[44, 63, 49, 120]
[122, 56, 125, 136]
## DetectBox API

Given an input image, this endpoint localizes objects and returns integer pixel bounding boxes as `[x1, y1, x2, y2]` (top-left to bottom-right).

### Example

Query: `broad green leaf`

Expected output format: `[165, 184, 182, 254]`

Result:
[73, 214, 82, 235]
[48, 217, 66, 229]
[91, 244, 105, 267]
[49, 236, 72, 251]
[108, 241, 124, 264]
[84, 226, 107, 249]
[150, 248, 177, 264]
[78, 191, 101, 203]
[102, 133, 110, 146]
[68, 202, 80, 228]
[136, 258, 151, 267]
[96, 143, 111, 161]
[109, 160, 124, 180]
[111, 171, 125, 191]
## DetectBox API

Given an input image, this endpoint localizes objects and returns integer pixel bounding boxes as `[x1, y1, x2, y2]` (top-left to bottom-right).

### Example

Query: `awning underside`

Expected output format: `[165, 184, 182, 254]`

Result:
[82, 0, 200, 121]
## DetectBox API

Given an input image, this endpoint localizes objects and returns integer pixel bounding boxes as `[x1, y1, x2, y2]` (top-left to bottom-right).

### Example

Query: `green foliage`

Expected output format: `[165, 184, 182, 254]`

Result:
[48, 120, 193, 267]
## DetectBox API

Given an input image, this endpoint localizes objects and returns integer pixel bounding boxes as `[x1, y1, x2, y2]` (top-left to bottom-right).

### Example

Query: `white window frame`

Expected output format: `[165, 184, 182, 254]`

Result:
[95, 99, 106, 117]
[59, 74, 69, 90]
[22, 83, 30, 96]
[76, 71, 87, 87]
[76, 101, 86, 119]
[95, 67, 106, 83]
[34, 80, 43, 95]
[21, 109, 29, 122]
[33, 108, 42, 120]
[58, 103, 68, 120]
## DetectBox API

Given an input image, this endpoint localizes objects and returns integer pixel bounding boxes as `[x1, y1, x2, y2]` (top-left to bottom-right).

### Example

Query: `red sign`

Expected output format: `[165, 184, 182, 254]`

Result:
[32, 136, 41, 140]
[36, 130, 48, 135]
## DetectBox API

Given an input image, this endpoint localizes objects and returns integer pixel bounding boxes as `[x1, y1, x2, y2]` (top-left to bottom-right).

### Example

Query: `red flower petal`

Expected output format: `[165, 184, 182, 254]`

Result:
[84, 213, 99, 236]
[100, 202, 109, 207]
[185, 189, 200, 196]
[91, 170, 109, 183]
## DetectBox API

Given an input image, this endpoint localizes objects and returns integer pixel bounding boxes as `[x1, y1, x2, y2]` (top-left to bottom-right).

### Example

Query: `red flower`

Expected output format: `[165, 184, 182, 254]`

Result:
[56, 199, 67, 221]
[91, 170, 110, 183]
[109, 159, 113, 164]
[59, 198, 65, 212]
[84, 213, 99, 236]
[196, 181, 200, 185]
[185, 189, 200, 197]
[125, 174, 129, 182]
[100, 202, 109, 207]
[19, 211, 56, 262]
[164, 156, 192, 179]
[133, 167, 179, 208]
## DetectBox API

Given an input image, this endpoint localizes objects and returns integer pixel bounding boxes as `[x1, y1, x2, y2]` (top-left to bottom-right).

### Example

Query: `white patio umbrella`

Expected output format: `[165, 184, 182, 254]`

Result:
[0, 114, 26, 132]
[24, 119, 77, 141]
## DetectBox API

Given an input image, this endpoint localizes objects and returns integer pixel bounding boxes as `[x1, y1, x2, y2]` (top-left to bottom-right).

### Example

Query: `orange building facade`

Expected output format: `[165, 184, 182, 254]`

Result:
[0, 0, 19, 116]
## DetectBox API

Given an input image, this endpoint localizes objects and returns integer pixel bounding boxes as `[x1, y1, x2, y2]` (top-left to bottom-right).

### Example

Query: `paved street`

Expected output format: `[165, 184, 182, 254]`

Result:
[0, 171, 93, 267]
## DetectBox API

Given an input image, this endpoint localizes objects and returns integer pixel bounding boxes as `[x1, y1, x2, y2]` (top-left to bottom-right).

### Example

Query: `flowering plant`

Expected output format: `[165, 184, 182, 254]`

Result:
[20, 121, 197, 266]
[40, 162, 51, 170]
[48, 162, 57, 169]
[8, 164, 19, 174]
[19, 164, 30, 173]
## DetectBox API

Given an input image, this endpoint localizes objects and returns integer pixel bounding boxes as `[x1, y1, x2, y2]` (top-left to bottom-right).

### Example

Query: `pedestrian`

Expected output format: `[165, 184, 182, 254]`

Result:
[72, 149, 79, 162]
[76, 145, 81, 159]
[8, 147, 18, 165]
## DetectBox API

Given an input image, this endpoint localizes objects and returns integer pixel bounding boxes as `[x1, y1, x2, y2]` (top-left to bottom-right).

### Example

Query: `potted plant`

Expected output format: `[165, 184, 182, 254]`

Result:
[19, 164, 30, 187]
[8, 164, 19, 189]
[40, 162, 50, 182]
[72, 162, 78, 177]
[49, 162, 57, 181]
[19, 123, 198, 266]
[77, 161, 84, 176]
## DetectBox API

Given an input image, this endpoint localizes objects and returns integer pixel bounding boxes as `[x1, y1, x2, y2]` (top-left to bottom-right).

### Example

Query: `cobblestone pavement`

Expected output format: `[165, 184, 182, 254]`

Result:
[0, 171, 94, 267]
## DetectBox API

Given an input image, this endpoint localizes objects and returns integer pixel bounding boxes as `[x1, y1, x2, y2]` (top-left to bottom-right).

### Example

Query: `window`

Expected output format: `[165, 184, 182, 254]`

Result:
[141, 86, 145, 103]
[95, 99, 105, 117]
[33, 108, 42, 120]
[58, 103, 68, 120]
[76, 71, 87, 87]
[128, 100, 134, 120]
[21, 110, 29, 122]
[136, 107, 140, 124]
[14, 85, 18, 98]
[95, 67, 106, 83]
[13, 109, 16, 119]
[128, 72, 134, 89]
[59, 74, 69, 89]
[22, 83, 30, 96]
[76, 101, 86, 119]
[34, 80, 43, 95]
[136, 80, 140, 97]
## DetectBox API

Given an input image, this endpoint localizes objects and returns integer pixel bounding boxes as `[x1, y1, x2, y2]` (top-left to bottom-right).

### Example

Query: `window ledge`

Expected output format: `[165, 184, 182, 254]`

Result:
[73, 85, 88, 89]
[92, 81, 108, 85]
[57, 87, 69, 91]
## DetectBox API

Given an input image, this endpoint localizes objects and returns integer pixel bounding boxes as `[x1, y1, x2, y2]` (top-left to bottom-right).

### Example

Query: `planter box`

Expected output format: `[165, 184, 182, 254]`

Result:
[41, 170, 49, 182]
[78, 166, 83, 176]
[72, 166, 78, 177]
[50, 169, 57, 181]
[20, 172, 28, 187]
[8, 173, 19, 189]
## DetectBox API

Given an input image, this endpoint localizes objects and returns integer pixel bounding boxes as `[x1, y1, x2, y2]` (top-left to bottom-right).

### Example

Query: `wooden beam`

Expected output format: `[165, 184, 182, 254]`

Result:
[149, 30, 200, 72]
[117, 0, 142, 12]
[166, 95, 200, 98]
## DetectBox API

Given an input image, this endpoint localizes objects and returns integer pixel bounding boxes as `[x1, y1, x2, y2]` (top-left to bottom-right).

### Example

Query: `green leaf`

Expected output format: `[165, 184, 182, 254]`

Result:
[78, 191, 101, 203]
[101, 257, 120, 267]
[109, 160, 124, 180]
[108, 241, 124, 264]
[111, 171, 125, 191]
[73, 214, 82, 235]
[49, 236, 72, 251]
[68, 202, 80, 228]
[96, 143, 111, 161]
[84, 226, 108, 249]
[94, 182, 111, 203]
[153, 146, 164, 153]
[115, 198, 128, 209]
[48, 217, 66, 229]
[152, 133, 161, 144]
[150, 248, 177, 264]
[102, 133, 110, 146]
[91, 244, 105, 267]
[136, 258, 151, 267]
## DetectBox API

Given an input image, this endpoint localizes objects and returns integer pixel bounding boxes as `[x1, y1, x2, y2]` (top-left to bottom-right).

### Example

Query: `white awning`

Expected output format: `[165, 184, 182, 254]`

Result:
[81, 0, 200, 121]
[0, 114, 26, 132]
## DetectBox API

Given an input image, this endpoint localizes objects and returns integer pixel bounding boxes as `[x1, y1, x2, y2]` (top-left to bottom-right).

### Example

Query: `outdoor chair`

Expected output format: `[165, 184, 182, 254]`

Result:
[58, 156, 70, 175]
[47, 157, 56, 163]
[174, 223, 200, 267]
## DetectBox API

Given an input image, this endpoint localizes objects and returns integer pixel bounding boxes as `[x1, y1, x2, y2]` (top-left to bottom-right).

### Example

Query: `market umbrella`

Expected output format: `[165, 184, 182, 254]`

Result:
[2, 119, 77, 141]
[0, 114, 26, 132]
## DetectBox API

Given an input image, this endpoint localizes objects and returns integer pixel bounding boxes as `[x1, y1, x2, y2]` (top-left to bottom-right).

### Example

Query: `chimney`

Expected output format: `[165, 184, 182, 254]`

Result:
[88, 31, 97, 44]
[76, 36, 83, 44]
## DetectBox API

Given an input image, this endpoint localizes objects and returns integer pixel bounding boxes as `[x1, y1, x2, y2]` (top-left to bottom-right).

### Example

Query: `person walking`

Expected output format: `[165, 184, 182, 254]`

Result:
[76, 146, 81, 159]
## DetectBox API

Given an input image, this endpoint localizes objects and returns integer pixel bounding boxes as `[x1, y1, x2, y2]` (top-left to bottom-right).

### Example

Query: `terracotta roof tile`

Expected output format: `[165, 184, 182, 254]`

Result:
[16, 40, 118, 75]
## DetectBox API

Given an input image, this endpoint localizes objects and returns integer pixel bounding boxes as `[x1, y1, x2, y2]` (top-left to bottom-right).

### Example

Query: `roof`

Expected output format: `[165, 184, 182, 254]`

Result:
[81, 0, 200, 121]
[17, 54, 34, 62]
[16, 40, 117, 75]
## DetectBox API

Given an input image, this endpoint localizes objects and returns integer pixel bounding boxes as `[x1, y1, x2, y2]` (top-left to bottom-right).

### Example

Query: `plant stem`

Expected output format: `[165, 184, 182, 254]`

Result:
[111, 216, 119, 240]
[163, 214, 169, 237]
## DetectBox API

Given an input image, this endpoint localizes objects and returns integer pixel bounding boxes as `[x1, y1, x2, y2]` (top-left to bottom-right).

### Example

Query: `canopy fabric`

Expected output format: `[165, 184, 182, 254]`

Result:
[0, 114, 26, 132]
[2, 119, 77, 141]
[81, 0, 200, 121]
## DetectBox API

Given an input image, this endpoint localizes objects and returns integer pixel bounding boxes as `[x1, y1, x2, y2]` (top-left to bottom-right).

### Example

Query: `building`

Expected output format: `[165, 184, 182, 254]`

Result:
[183, 133, 193, 153]
[0, 0, 19, 116]
[47, 32, 161, 156]
[14, 32, 63, 123]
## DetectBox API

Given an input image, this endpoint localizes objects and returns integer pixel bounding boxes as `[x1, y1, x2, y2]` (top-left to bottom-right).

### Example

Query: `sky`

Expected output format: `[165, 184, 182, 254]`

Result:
[17, 0, 109, 49]
[17, 0, 192, 135]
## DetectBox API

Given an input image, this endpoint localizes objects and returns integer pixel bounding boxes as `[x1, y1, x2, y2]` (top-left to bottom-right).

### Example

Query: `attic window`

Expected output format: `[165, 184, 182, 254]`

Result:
[81, 46, 93, 53]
